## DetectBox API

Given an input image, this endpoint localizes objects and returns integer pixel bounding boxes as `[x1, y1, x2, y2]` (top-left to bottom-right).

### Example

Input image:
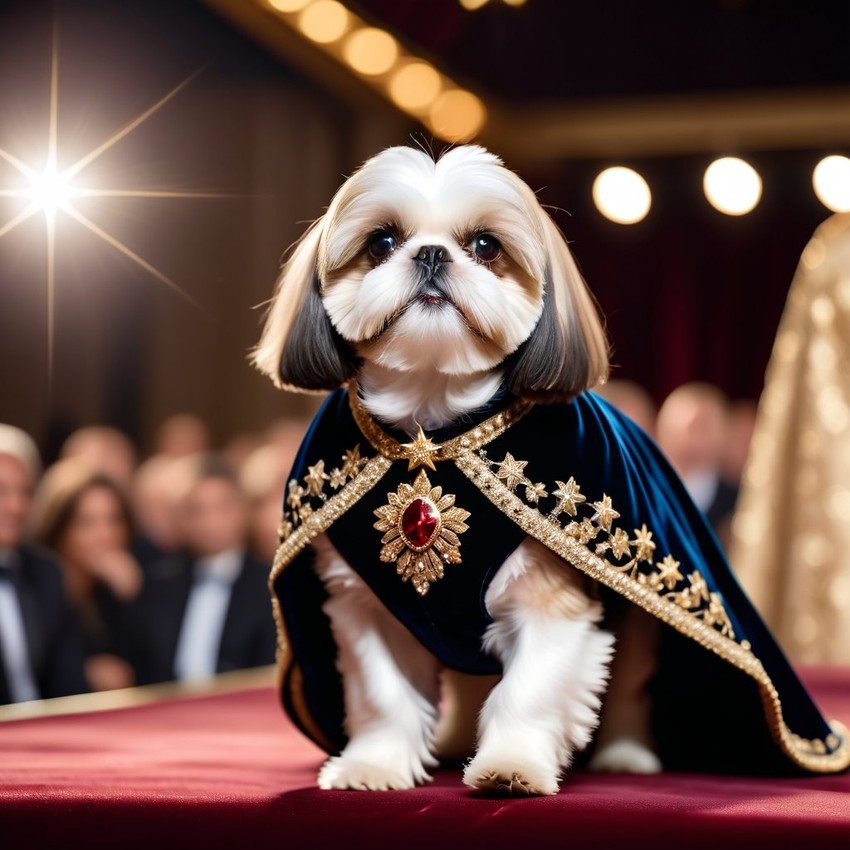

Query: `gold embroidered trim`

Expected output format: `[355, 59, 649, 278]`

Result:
[268, 453, 393, 753]
[348, 381, 534, 463]
[482, 449, 738, 641]
[278, 443, 371, 542]
[373, 468, 471, 596]
[267, 389, 849, 771]
[454, 451, 850, 774]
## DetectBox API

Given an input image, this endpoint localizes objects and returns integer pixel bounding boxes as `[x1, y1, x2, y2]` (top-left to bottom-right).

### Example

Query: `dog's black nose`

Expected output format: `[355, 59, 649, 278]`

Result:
[414, 245, 450, 277]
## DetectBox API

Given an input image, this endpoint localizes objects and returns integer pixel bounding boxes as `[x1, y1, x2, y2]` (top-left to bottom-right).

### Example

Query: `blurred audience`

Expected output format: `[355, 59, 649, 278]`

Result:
[240, 420, 304, 564]
[731, 213, 850, 665]
[596, 379, 658, 436]
[0, 425, 87, 704]
[1, 408, 306, 702]
[121, 454, 276, 685]
[132, 455, 182, 567]
[30, 459, 141, 692]
[221, 432, 264, 479]
[61, 426, 136, 493]
[657, 382, 738, 544]
[155, 413, 210, 458]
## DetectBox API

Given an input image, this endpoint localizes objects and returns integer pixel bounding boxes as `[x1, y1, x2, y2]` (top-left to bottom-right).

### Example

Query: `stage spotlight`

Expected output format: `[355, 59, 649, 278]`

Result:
[592, 167, 651, 224]
[813, 155, 850, 213]
[24, 162, 76, 218]
[298, 0, 349, 44]
[704, 157, 762, 215]
[343, 28, 399, 76]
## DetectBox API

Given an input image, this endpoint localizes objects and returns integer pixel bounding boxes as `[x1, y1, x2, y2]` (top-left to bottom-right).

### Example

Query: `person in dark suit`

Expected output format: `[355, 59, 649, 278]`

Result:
[120, 454, 275, 685]
[0, 425, 88, 704]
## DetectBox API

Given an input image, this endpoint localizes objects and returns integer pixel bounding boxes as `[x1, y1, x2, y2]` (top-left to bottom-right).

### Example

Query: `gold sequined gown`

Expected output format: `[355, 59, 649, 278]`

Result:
[731, 213, 850, 665]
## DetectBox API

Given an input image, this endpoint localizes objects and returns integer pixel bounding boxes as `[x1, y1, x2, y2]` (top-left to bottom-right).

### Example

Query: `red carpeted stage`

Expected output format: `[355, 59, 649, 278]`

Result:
[1, 666, 849, 849]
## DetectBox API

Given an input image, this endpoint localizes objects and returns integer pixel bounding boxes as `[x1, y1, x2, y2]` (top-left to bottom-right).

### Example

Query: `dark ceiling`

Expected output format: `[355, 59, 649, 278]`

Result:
[354, 0, 850, 102]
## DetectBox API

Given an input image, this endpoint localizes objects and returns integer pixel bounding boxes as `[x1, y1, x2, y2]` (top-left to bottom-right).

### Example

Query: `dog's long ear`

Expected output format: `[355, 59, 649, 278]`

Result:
[505, 210, 609, 401]
[251, 218, 357, 392]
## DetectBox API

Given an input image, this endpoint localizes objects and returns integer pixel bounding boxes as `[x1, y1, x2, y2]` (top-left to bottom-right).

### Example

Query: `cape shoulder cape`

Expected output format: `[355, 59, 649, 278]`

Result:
[270, 384, 850, 775]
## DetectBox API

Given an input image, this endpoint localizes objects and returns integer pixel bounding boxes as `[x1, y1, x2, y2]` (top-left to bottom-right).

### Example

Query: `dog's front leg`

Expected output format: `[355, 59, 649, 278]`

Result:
[312, 534, 440, 790]
[464, 539, 615, 795]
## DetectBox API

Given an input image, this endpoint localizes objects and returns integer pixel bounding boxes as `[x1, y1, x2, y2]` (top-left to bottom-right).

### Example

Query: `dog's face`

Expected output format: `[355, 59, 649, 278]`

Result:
[254, 145, 608, 399]
[318, 146, 546, 376]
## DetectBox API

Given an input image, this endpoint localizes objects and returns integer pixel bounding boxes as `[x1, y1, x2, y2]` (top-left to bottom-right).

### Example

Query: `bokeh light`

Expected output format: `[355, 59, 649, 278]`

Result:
[268, 0, 311, 12]
[387, 62, 442, 111]
[428, 89, 486, 141]
[592, 167, 652, 224]
[703, 157, 762, 215]
[298, 1, 349, 44]
[812, 155, 850, 213]
[342, 28, 399, 76]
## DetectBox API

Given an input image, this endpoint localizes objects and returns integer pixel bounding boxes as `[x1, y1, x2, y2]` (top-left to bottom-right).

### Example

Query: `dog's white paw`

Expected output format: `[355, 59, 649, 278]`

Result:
[587, 739, 662, 774]
[463, 753, 559, 796]
[318, 755, 430, 791]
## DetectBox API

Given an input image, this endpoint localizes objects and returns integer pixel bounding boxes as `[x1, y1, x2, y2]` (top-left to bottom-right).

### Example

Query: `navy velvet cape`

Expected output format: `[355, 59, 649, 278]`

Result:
[270, 387, 849, 775]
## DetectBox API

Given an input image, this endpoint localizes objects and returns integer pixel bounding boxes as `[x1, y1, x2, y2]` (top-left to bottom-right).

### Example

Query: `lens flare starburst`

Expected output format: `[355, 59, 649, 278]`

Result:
[0, 25, 224, 383]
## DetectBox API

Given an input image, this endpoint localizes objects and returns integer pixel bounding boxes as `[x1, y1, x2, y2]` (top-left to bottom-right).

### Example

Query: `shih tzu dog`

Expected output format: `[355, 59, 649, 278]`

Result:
[253, 145, 661, 794]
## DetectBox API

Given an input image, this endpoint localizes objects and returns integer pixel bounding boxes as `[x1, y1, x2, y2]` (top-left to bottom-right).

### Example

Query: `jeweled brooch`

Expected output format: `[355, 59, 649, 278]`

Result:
[373, 468, 470, 596]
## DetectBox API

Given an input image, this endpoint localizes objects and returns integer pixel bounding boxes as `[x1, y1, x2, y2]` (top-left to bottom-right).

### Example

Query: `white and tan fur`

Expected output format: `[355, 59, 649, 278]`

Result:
[254, 145, 661, 794]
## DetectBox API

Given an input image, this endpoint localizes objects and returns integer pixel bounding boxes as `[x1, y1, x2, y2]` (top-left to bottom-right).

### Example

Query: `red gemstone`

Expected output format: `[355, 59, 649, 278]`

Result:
[401, 498, 439, 548]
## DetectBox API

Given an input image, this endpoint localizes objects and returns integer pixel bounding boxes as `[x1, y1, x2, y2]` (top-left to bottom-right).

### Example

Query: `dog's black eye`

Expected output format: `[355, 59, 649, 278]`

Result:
[368, 230, 397, 262]
[469, 233, 502, 263]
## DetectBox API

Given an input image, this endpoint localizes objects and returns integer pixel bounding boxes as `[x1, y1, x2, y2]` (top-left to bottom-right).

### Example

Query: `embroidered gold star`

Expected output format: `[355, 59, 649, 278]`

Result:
[277, 518, 293, 542]
[328, 467, 347, 490]
[287, 480, 306, 509]
[524, 482, 548, 503]
[552, 477, 586, 516]
[590, 494, 620, 532]
[495, 453, 529, 490]
[340, 444, 364, 478]
[687, 570, 710, 602]
[401, 426, 441, 471]
[631, 524, 656, 562]
[657, 554, 683, 590]
[610, 527, 632, 560]
[304, 461, 330, 496]
[705, 593, 734, 637]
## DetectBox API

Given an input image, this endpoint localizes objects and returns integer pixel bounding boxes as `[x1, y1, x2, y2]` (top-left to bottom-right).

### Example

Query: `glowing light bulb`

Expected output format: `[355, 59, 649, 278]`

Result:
[813, 155, 850, 213]
[592, 167, 651, 224]
[703, 157, 762, 216]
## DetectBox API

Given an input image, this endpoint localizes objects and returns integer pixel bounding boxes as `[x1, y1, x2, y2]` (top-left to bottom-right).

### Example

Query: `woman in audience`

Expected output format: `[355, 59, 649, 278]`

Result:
[30, 459, 142, 692]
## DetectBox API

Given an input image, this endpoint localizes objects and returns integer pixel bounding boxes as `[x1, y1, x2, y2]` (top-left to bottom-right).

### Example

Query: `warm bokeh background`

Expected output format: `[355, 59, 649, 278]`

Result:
[1, 0, 849, 457]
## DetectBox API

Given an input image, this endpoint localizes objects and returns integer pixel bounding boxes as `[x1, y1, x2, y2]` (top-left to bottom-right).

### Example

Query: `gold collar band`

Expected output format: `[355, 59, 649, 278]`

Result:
[348, 382, 534, 467]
